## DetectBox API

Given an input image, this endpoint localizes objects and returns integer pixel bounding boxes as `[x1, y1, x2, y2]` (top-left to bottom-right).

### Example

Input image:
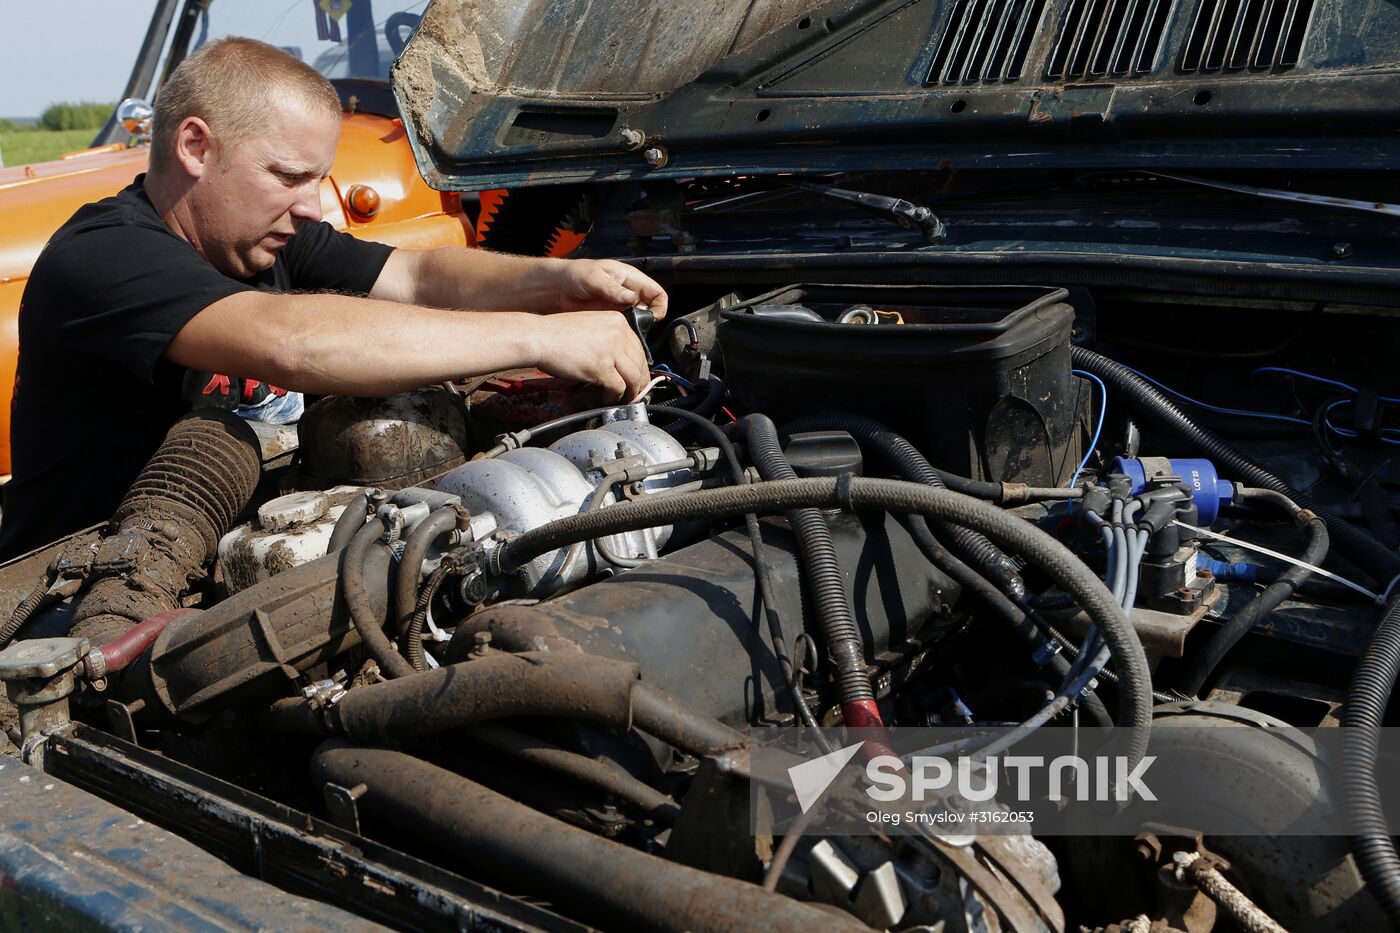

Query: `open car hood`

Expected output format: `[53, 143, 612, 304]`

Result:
[393, 0, 1400, 190]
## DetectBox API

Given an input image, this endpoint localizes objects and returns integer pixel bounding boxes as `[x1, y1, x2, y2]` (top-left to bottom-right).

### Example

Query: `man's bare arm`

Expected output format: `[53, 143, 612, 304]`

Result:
[164, 290, 651, 399]
[370, 247, 668, 319]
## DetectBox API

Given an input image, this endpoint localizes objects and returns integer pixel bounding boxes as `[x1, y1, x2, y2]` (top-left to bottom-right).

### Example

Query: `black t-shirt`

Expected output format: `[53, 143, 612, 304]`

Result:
[0, 176, 394, 559]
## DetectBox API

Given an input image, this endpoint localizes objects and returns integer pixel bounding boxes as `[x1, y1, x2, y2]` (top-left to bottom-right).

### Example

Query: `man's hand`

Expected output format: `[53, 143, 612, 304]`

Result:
[555, 259, 668, 320]
[531, 309, 651, 400]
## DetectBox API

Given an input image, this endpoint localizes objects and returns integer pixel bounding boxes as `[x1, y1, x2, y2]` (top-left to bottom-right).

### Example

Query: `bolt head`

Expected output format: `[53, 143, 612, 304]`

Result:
[642, 146, 667, 168]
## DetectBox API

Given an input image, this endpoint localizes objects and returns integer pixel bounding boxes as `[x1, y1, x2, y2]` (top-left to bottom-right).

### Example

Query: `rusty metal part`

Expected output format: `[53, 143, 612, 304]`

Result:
[919, 832, 1065, 933]
[1000, 482, 1032, 504]
[297, 388, 469, 489]
[41, 725, 582, 931]
[0, 635, 87, 764]
[1175, 851, 1288, 933]
[68, 411, 261, 645]
[1153, 860, 1218, 933]
[311, 742, 866, 933]
[1131, 586, 1223, 660]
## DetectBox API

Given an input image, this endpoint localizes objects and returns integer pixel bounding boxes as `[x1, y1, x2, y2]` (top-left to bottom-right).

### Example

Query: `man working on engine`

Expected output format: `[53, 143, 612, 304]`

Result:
[0, 37, 666, 559]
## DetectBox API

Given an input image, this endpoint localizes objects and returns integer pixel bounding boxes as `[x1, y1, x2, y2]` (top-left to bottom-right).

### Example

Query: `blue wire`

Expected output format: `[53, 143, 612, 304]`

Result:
[1119, 364, 1312, 426]
[649, 364, 696, 390]
[1068, 369, 1107, 488]
[1324, 399, 1400, 446]
[1251, 366, 1400, 404]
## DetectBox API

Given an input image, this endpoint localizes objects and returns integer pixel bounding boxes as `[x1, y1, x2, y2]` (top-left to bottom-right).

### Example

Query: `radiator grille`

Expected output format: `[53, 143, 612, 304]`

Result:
[1178, 0, 1313, 72]
[926, 0, 1048, 84]
[1045, 0, 1174, 79]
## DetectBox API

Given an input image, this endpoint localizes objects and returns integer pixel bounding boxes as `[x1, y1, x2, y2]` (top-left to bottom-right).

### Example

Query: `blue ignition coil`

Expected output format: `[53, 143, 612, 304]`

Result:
[1111, 457, 1234, 525]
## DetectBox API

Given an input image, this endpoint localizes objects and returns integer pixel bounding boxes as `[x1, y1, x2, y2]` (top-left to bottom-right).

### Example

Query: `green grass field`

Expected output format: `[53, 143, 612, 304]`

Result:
[0, 129, 102, 168]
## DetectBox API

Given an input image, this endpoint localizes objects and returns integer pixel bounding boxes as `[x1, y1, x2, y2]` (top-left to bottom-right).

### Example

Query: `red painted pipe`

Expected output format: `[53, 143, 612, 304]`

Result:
[96, 608, 199, 672]
[841, 699, 899, 760]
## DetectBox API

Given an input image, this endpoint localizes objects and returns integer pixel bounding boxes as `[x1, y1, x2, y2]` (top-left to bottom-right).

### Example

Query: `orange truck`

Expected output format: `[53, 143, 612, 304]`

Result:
[0, 0, 578, 481]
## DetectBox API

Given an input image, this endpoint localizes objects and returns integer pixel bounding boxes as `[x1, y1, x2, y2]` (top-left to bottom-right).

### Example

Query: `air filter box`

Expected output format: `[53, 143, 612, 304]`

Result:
[717, 284, 1087, 486]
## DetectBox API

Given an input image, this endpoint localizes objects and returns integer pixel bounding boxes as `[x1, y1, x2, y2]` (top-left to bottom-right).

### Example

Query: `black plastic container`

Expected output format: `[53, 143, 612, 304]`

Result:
[717, 284, 1087, 486]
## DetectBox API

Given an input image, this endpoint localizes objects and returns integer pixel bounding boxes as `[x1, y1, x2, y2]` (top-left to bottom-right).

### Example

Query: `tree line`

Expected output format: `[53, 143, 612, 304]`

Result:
[0, 102, 115, 133]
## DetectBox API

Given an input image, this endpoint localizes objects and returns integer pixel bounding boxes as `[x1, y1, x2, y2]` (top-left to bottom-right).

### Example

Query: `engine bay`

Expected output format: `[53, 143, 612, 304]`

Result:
[1, 276, 1397, 932]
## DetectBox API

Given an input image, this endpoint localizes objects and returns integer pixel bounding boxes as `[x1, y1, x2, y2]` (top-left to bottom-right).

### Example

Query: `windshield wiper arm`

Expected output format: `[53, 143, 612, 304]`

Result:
[781, 179, 947, 243]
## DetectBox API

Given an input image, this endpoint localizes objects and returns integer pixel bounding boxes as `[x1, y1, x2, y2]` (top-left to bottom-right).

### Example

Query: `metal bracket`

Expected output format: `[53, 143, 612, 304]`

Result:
[323, 782, 368, 834]
[105, 698, 145, 745]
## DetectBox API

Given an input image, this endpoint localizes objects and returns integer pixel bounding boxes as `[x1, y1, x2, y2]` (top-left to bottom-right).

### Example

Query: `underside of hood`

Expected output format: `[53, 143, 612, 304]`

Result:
[393, 0, 1400, 190]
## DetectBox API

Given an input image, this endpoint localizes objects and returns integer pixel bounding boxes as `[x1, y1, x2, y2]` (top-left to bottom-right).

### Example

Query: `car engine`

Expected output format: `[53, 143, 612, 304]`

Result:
[1, 279, 1397, 932]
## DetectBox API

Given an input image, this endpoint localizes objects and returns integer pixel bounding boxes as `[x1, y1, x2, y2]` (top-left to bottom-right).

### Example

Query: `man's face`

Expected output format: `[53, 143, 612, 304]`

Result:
[187, 96, 340, 279]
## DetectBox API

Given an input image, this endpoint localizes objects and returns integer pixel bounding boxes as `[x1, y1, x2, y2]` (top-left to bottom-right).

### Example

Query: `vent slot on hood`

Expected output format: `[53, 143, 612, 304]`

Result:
[925, 0, 1048, 84]
[1045, 0, 1174, 79]
[1178, 0, 1314, 72]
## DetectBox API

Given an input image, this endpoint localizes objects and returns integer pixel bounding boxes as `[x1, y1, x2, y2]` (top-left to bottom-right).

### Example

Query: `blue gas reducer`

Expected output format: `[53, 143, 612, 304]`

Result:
[1111, 457, 1235, 525]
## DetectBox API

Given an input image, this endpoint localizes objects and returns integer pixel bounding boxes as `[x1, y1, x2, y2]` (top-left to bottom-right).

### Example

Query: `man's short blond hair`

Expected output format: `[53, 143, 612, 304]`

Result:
[149, 37, 342, 174]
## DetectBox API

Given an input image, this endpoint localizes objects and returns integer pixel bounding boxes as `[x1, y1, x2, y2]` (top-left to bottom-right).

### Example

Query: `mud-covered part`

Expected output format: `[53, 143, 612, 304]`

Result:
[111, 411, 263, 562]
[122, 547, 390, 724]
[297, 388, 470, 489]
[67, 412, 263, 645]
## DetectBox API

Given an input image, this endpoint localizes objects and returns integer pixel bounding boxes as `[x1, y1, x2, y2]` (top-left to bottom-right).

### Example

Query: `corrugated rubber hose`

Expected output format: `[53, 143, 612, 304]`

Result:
[1341, 592, 1400, 927]
[740, 415, 883, 733]
[1070, 345, 1400, 585]
[497, 475, 1153, 771]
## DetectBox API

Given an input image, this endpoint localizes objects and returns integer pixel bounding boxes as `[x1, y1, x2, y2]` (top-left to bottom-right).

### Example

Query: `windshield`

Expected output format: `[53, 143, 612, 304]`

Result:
[186, 0, 429, 82]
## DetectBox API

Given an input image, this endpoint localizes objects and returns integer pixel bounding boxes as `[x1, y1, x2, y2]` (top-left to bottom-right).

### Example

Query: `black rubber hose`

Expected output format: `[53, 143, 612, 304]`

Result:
[1177, 488, 1330, 696]
[782, 413, 1025, 599]
[0, 570, 57, 650]
[741, 414, 873, 707]
[1341, 593, 1400, 928]
[648, 405, 826, 732]
[905, 518, 1114, 725]
[341, 520, 416, 679]
[326, 497, 369, 555]
[657, 376, 725, 433]
[497, 475, 1153, 768]
[898, 516, 1114, 727]
[311, 743, 866, 933]
[467, 724, 680, 823]
[1071, 345, 1400, 585]
[393, 507, 457, 640]
[271, 651, 744, 757]
[403, 563, 449, 672]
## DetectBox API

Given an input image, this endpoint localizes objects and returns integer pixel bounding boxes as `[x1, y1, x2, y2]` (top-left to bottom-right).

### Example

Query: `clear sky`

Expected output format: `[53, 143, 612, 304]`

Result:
[1, 3, 162, 119]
